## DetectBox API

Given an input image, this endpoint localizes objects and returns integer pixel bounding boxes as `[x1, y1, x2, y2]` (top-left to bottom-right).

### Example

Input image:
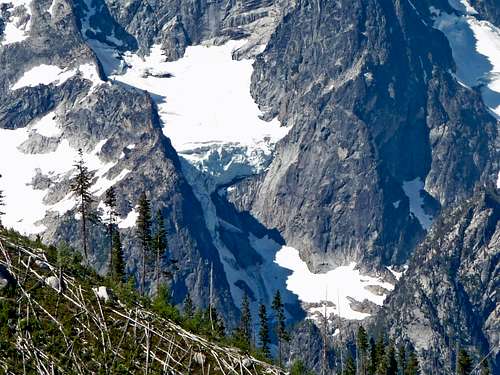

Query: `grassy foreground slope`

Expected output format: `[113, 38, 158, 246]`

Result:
[0, 230, 284, 375]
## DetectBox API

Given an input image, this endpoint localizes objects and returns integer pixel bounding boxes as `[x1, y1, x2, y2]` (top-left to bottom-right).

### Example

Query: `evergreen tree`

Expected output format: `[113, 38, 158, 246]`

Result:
[404, 351, 420, 375]
[71, 149, 94, 263]
[369, 337, 377, 375]
[457, 348, 472, 375]
[0, 173, 5, 228]
[183, 293, 194, 319]
[290, 360, 314, 375]
[238, 293, 252, 349]
[104, 186, 117, 274]
[480, 360, 490, 375]
[397, 345, 406, 375]
[387, 344, 398, 375]
[344, 355, 356, 375]
[136, 193, 152, 295]
[152, 209, 167, 295]
[111, 229, 125, 282]
[374, 336, 385, 374]
[357, 326, 369, 375]
[272, 290, 288, 366]
[258, 303, 270, 358]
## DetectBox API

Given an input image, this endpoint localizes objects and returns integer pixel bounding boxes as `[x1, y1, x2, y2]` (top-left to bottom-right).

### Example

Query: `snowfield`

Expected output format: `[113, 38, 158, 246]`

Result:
[430, 2, 500, 118]
[402, 178, 433, 230]
[101, 40, 289, 182]
[274, 246, 395, 320]
[11, 65, 77, 90]
[1, 0, 32, 46]
[0, 121, 125, 234]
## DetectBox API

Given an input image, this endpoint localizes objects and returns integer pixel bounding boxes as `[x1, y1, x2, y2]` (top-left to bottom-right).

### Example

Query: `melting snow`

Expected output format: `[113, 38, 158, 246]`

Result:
[430, 3, 500, 117]
[11, 65, 77, 90]
[387, 265, 407, 281]
[104, 40, 289, 180]
[29, 111, 61, 138]
[1, 0, 32, 46]
[0, 120, 119, 234]
[402, 178, 433, 230]
[274, 246, 395, 320]
[118, 209, 138, 229]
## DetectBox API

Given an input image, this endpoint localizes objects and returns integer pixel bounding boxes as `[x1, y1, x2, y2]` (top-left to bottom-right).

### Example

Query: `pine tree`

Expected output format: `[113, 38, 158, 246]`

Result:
[152, 209, 167, 295]
[374, 337, 387, 375]
[272, 290, 287, 366]
[374, 336, 385, 374]
[111, 229, 125, 282]
[0, 173, 5, 228]
[238, 293, 252, 349]
[480, 360, 490, 375]
[258, 303, 270, 358]
[104, 186, 117, 275]
[369, 337, 377, 375]
[404, 350, 420, 375]
[71, 149, 94, 263]
[344, 355, 356, 375]
[183, 293, 194, 319]
[457, 348, 472, 375]
[136, 193, 152, 295]
[357, 326, 369, 375]
[387, 344, 398, 375]
[397, 345, 406, 375]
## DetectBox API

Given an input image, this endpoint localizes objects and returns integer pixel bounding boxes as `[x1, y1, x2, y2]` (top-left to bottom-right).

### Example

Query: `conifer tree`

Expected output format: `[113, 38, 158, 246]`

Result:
[183, 293, 194, 319]
[272, 290, 288, 366]
[397, 345, 406, 375]
[480, 360, 490, 375]
[457, 348, 472, 375]
[369, 337, 377, 375]
[71, 149, 94, 263]
[386, 344, 398, 375]
[404, 350, 420, 375]
[152, 209, 167, 295]
[374, 336, 385, 374]
[238, 292, 252, 348]
[136, 192, 152, 295]
[258, 303, 270, 358]
[0, 173, 5, 228]
[357, 326, 369, 375]
[104, 186, 117, 274]
[111, 229, 125, 282]
[344, 355, 356, 375]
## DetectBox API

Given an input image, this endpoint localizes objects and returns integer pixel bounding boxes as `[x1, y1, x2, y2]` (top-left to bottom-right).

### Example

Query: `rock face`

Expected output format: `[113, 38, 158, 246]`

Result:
[469, 0, 500, 25]
[377, 189, 500, 373]
[0, 0, 237, 322]
[0, 0, 499, 370]
[226, 0, 499, 271]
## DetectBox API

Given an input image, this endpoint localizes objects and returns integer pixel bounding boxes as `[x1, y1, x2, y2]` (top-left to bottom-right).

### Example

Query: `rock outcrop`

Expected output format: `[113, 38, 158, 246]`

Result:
[377, 189, 499, 373]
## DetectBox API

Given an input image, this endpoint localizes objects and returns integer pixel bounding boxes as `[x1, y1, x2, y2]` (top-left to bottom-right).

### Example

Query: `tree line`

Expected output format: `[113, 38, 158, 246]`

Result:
[334, 326, 491, 375]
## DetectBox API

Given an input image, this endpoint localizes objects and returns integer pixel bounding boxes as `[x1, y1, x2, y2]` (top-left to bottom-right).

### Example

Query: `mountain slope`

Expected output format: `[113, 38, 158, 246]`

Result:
[0, 230, 284, 374]
[376, 189, 499, 373]
[227, 0, 499, 272]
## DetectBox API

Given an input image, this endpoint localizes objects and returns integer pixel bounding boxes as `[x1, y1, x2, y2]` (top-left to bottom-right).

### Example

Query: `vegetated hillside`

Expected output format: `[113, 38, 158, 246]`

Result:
[0, 230, 284, 375]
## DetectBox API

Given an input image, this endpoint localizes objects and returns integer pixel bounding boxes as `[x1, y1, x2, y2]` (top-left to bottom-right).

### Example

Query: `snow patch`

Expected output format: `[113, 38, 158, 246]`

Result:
[11, 65, 76, 90]
[387, 265, 407, 281]
[108, 41, 289, 181]
[0, 123, 123, 234]
[30, 111, 61, 138]
[274, 246, 395, 320]
[402, 178, 433, 230]
[431, 5, 500, 117]
[1, 0, 32, 46]
[118, 209, 138, 229]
